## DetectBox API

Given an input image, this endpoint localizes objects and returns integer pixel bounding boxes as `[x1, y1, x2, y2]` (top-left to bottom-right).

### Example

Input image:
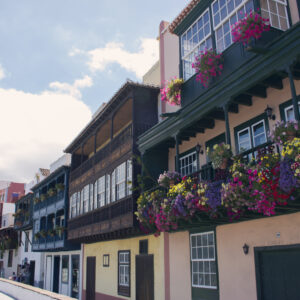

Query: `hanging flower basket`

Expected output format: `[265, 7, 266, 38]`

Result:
[269, 120, 300, 145]
[207, 143, 232, 169]
[55, 183, 65, 192]
[161, 78, 184, 106]
[231, 10, 270, 48]
[192, 49, 223, 88]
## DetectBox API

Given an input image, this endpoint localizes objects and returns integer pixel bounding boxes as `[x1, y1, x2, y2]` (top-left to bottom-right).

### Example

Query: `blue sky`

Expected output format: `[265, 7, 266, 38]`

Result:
[0, 0, 188, 182]
[0, 0, 187, 112]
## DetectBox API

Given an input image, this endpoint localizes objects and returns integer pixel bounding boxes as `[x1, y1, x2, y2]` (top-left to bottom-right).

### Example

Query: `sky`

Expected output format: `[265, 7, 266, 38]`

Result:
[0, 0, 189, 183]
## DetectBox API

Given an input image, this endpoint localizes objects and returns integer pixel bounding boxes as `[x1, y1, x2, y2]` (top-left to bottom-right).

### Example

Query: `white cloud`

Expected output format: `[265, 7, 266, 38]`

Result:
[0, 64, 5, 80]
[49, 75, 93, 98]
[72, 38, 159, 79]
[0, 88, 92, 182]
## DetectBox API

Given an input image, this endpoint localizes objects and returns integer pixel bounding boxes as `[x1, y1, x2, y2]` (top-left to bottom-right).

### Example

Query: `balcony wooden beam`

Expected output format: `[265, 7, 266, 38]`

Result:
[228, 103, 239, 114]
[233, 94, 253, 106]
[208, 109, 225, 121]
[262, 75, 283, 90]
[245, 84, 267, 98]
[197, 118, 215, 129]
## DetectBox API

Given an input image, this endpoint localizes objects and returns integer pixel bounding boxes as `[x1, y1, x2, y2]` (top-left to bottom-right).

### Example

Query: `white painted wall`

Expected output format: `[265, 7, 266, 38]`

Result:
[18, 230, 45, 287]
[50, 154, 71, 174]
[0, 248, 20, 280]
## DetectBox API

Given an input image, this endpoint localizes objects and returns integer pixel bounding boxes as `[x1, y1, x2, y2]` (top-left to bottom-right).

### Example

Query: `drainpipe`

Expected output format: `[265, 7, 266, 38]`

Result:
[223, 102, 231, 146]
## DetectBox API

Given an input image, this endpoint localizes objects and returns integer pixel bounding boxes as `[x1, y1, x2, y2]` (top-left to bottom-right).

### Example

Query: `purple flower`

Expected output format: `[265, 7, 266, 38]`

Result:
[279, 159, 297, 193]
[205, 180, 223, 211]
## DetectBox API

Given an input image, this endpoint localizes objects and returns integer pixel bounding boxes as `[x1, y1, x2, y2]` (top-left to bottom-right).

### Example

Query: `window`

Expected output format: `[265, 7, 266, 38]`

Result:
[80, 190, 84, 214]
[284, 103, 300, 121]
[181, 9, 213, 80]
[111, 170, 116, 202]
[106, 174, 111, 204]
[118, 251, 130, 297]
[7, 250, 13, 268]
[260, 0, 289, 31]
[179, 151, 198, 176]
[116, 163, 126, 200]
[236, 117, 268, 153]
[70, 193, 77, 218]
[127, 160, 132, 196]
[139, 240, 148, 255]
[24, 232, 29, 252]
[76, 192, 81, 216]
[103, 254, 109, 267]
[190, 232, 217, 289]
[82, 185, 89, 213]
[89, 184, 94, 211]
[96, 176, 106, 207]
[34, 219, 39, 233]
[212, 0, 254, 52]
[62, 255, 69, 283]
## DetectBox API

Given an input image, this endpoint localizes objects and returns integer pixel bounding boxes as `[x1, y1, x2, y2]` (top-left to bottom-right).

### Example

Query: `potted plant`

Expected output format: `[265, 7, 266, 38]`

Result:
[192, 49, 223, 87]
[33, 196, 40, 204]
[158, 171, 181, 188]
[40, 194, 47, 202]
[47, 188, 57, 197]
[34, 232, 41, 240]
[39, 229, 47, 238]
[207, 143, 232, 169]
[161, 77, 184, 106]
[55, 226, 65, 237]
[48, 229, 56, 237]
[269, 120, 300, 145]
[231, 10, 270, 49]
[55, 183, 65, 192]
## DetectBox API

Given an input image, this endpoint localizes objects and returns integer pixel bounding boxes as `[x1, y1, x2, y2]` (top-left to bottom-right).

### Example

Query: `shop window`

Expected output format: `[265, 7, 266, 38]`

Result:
[190, 232, 217, 289]
[62, 255, 69, 284]
[118, 250, 130, 297]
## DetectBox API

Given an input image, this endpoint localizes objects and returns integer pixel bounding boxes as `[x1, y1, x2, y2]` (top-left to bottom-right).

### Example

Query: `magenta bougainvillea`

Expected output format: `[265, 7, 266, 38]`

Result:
[160, 77, 184, 106]
[231, 10, 270, 45]
[192, 49, 223, 87]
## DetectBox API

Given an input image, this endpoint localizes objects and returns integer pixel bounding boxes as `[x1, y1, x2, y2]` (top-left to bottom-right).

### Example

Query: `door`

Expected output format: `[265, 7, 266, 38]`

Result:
[256, 246, 300, 300]
[45, 256, 52, 291]
[53, 256, 60, 293]
[86, 256, 96, 300]
[71, 255, 80, 299]
[29, 261, 35, 286]
[136, 255, 154, 300]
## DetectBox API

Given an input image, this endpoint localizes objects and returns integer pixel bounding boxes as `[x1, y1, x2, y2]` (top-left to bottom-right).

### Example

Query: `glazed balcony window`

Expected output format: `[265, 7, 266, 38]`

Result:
[260, 0, 289, 30]
[95, 175, 106, 208]
[212, 0, 254, 52]
[179, 151, 198, 176]
[181, 8, 213, 80]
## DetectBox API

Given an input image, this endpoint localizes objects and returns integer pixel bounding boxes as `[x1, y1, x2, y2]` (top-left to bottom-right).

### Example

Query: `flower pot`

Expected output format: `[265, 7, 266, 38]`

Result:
[220, 158, 228, 170]
[169, 179, 175, 187]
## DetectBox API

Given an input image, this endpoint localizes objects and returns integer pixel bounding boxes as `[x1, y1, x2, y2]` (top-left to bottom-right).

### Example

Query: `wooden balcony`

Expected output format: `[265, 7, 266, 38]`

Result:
[69, 123, 153, 194]
[67, 196, 135, 242]
[181, 28, 283, 107]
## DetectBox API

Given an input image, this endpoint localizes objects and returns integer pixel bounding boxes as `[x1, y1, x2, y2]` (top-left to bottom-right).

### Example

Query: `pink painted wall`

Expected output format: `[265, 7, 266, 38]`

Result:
[159, 21, 180, 114]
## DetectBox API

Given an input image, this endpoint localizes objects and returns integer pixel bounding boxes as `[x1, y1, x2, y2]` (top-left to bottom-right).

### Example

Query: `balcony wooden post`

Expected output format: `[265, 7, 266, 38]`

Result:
[111, 114, 114, 140]
[286, 65, 300, 121]
[223, 103, 231, 146]
[174, 133, 180, 173]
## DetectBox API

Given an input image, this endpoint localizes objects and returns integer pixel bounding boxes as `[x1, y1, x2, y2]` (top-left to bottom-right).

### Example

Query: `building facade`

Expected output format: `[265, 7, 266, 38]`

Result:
[31, 155, 81, 298]
[64, 81, 161, 300]
[138, 0, 300, 299]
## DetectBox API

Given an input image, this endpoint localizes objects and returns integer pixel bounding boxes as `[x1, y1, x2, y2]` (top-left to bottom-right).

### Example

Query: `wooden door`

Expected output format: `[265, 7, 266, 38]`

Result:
[136, 255, 154, 300]
[86, 256, 96, 300]
[256, 247, 300, 300]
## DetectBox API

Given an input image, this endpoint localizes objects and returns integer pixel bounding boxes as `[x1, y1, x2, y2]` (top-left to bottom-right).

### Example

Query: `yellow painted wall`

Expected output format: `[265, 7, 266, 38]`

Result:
[217, 212, 300, 300]
[83, 234, 165, 300]
[169, 79, 300, 170]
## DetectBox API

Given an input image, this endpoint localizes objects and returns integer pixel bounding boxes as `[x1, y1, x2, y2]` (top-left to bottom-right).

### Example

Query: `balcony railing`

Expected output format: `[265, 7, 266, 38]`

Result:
[70, 123, 153, 184]
[14, 215, 31, 229]
[68, 196, 133, 231]
[32, 233, 65, 251]
[33, 191, 65, 212]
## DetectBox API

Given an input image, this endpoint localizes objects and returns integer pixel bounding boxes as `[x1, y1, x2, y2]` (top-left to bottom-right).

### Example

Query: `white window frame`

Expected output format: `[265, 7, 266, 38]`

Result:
[181, 8, 212, 80]
[212, 0, 254, 52]
[251, 119, 267, 147]
[284, 102, 300, 121]
[190, 231, 217, 289]
[96, 176, 106, 208]
[106, 174, 111, 204]
[118, 251, 130, 287]
[179, 151, 198, 176]
[260, 0, 289, 31]
[237, 127, 251, 152]
[82, 185, 89, 214]
[127, 160, 132, 196]
[116, 162, 126, 201]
